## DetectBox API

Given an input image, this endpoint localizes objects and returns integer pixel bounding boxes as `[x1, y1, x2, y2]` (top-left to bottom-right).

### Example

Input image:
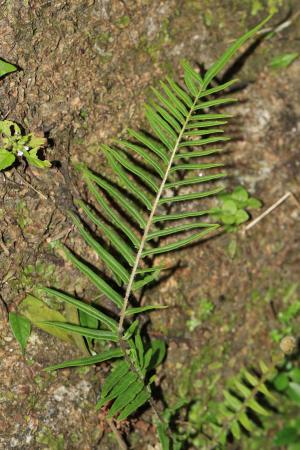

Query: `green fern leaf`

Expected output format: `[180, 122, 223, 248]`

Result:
[185, 120, 228, 129]
[146, 221, 217, 240]
[238, 411, 253, 432]
[178, 136, 230, 148]
[117, 388, 151, 421]
[199, 79, 238, 98]
[230, 421, 241, 440]
[247, 398, 270, 416]
[132, 270, 161, 290]
[152, 209, 212, 223]
[126, 305, 168, 317]
[173, 148, 223, 160]
[86, 171, 147, 228]
[77, 199, 136, 266]
[159, 186, 224, 204]
[142, 225, 219, 256]
[70, 212, 130, 284]
[103, 146, 153, 210]
[165, 172, 225, 189]
[115, 139, 165, 177]
[193, 97, 237, 111]
[97, 368, 138, 409]
[107, 381, 145, 419]
[190, 112, 233, 121]
[59, 244, 124, 308]
[84, 175, 140, 247]
[42, 321, 118, 341]
[128, 128, 169, 162]
[203, 15, 272, 88]
[104, 144, 159, 193]
[166, 76, 193, 107]
[206, 356, 278, 449]
[44, 349, 123, 371]
[43, 288, 118, 331]
[101, 361, 130, 398]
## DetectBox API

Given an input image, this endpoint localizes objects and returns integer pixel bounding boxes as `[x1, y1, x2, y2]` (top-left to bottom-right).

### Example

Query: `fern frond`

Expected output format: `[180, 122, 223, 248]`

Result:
[204, 356, 281, 450]
[42, 16, 271, 439]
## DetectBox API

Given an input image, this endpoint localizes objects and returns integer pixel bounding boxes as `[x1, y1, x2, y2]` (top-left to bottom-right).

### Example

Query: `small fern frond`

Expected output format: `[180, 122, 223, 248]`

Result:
[42, 15, 272, 438]
[204, 356, 282, 450]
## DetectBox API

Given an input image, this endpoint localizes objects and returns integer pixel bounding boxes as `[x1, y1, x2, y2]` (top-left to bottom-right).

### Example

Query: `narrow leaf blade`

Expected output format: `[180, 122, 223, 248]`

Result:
[9, 312, 31, 354]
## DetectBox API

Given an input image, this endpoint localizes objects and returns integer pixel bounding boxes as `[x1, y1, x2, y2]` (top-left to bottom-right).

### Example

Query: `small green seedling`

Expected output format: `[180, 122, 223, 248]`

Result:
[270, 53, 299, 69]
[0, 58, 17, 78]
[187, 299, 215, 332]
[212, 186, 262, 231]
[268, 284, 300, 343]
[0, 120, 51, 170]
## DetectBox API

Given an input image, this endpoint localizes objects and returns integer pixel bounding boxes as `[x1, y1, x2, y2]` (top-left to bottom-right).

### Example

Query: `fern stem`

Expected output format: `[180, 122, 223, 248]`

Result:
[115, 82, 207, 440]
[107, 418, 128, 450]
[118, 91, 204, 335]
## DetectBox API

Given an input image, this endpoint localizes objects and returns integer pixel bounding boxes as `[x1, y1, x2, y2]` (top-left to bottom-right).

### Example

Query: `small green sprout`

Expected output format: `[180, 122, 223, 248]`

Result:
[0, 120, 51, 170]
[212, 186, 262, 231]
[0, 58, 17, 78]
[187, 299, 215, 332]
[270, 53, 299, 69]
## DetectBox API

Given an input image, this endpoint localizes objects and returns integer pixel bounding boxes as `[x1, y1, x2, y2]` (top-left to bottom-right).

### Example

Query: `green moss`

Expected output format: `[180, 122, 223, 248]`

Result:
[36, 428, 64, 450]
[12, 260, 57, 292]
[95, 32, 111, 44]
[250, 0, 283, 14]
[138, 18, 170, 62]
[115, 15, 130, 28]
[203, 9, 213, 27]
[16, 200, 32, 229]
[186, 299, 215, 332]
[70, 432, 80, 444]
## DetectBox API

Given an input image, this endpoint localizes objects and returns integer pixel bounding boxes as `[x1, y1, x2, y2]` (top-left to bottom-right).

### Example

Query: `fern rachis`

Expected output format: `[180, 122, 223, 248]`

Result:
[41, 16, 272, 447]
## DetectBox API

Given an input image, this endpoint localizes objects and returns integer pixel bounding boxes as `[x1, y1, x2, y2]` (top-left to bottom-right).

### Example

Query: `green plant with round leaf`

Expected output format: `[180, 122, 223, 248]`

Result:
[0, 120, 51, 170]
[212, 186, 262, 230]
[273, 361, 300, 449]
[273, 362, 300, 406]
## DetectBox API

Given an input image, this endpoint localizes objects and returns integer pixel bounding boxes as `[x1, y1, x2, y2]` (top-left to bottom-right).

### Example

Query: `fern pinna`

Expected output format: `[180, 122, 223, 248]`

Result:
[41, 17, 270, 446]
